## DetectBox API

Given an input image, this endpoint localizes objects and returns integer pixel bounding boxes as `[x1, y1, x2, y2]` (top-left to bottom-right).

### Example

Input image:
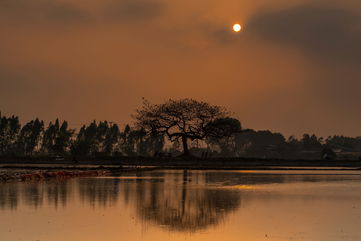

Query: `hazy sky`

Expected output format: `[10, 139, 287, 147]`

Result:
[1, 0, 361, 137]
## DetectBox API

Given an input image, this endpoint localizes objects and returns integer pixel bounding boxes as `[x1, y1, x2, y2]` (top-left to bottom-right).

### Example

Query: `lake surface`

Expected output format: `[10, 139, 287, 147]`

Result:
[1, 169, 361, 241]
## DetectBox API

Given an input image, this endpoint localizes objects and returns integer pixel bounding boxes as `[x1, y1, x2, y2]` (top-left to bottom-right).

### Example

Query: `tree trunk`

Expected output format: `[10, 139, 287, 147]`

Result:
[181, 135, 189, 156]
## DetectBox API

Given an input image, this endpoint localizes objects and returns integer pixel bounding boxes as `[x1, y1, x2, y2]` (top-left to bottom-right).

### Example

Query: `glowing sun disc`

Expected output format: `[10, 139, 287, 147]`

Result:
[233, 24, 241, 32]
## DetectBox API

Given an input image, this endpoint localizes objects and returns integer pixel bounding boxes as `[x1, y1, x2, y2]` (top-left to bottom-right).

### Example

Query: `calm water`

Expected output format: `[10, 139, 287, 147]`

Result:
[1, 170, 361, 241]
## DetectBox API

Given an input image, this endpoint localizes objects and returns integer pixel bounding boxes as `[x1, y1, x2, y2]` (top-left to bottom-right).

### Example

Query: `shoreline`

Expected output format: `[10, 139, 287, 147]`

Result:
[1, 156, 361, 183]
[1, 163, 361, 183]
[1, 156, 361, 167]
[2, 164, 361, 183]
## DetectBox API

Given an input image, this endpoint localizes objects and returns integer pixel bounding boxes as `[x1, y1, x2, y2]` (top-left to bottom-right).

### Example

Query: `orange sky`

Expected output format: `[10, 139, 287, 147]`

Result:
[1, 0, 361, 136]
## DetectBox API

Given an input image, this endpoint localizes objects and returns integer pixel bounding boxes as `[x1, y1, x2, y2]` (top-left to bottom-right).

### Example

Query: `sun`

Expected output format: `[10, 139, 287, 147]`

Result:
[233, 24, 242, 32]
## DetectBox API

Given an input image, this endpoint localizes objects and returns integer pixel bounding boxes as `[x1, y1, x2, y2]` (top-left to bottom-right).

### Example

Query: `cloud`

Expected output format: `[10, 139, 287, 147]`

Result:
[0, 0, 165, 26]
[104, 0, 165, 22]
[245, 4, 361, 64]
[0, 0, 91, 24]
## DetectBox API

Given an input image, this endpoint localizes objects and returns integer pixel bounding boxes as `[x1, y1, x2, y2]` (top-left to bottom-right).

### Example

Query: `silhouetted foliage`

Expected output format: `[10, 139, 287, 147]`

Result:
[1, 110, 361, 160]
[228, 130, 287, 158]
[71, 121, 108, 156]
[321, 147, 336, 160]
[70, 121, 164, 157]
[326, 135, 361, 151]
[16, 118, 44, 155]
[118, 124, 134, 156]
[300, 134, 323, 150]
[0, 114, 21, 155]
[42, 119, 73, 155]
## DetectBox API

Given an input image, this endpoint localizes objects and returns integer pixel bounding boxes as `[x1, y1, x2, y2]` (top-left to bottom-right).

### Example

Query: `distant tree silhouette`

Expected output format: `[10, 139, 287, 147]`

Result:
[0, 114, 21, 155]
[321, 147, 336, 160]
[71, 121, 99, 156]
[326, 135, 361, 151]
[206, 135, 235, 157]
[54, 121, 73, 155]
[103, 123, 120, 155]
[300, 134, 323, 150]
[17, 118, 44, 155]
[229, 130, 286, 158]
[134, 99, 241, 156]
[116, 125, 164, 156]
[144, 132, 165, 155]
[71, 121, 148, 157]
[119, 125, 136, 156]
[41, 119, 73, 155]
[134, 128, 149, 156]
[41, 120, 59, 154]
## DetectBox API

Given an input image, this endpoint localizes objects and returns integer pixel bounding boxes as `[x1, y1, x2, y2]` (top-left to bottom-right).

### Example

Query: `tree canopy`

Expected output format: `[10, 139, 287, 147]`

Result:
[134, 98, 241, 155]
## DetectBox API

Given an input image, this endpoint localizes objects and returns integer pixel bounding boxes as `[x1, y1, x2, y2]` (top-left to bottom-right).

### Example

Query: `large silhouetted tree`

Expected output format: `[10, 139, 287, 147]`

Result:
[134, 99, 241, 156]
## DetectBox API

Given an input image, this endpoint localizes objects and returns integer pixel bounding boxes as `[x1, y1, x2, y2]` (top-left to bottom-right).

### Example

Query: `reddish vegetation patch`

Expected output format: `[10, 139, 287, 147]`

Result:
[0, 170, 109, 182]
[20, 171, 109, 181]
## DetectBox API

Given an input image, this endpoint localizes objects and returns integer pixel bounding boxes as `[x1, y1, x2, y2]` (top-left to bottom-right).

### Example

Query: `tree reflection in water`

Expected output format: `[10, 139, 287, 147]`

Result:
[0, 182, 19, 210]
[0, 180, 73, 210]
[78, 177, 120, 207]
[129, 170, 242, 232]
[45, 181, 71, 208]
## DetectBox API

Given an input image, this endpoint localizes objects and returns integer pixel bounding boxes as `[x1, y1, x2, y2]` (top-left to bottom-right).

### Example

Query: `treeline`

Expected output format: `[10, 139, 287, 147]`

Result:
[1, 113, 361, 159]
[203, 130, 361, 159]
[0, 114, 164, 157]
